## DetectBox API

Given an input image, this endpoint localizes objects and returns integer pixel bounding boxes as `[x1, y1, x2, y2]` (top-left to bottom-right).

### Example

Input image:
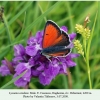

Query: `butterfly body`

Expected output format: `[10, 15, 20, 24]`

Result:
[41, 20, 71, 57]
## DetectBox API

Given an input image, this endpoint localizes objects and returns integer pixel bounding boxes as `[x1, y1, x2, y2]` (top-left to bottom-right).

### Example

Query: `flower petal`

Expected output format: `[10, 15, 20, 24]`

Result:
[0, 65, 11, 76]
[69, 33, 76, 41]
[67, 59, 76, 67]
[39, 71, 53, 85]
[27, 36, 37, 45]
[31, 69, 41, 76]
[14, 75, 28, 87]
[59, 63, 67, 74]
[15, 63, 31, 75]
[25, 46, 38, 56]
[61, 26, 68, 32]
[14, 44, 25, 56]
[70, 53, 80, 58]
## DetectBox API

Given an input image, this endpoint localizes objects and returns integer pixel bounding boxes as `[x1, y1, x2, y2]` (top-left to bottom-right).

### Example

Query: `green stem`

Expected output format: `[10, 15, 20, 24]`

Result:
[62, 75, 68, 89]
[83, 38, 86, 56]
[86, 56, 92, 89]
[29, 83, 37, 89]
[85, 11, 98, 89]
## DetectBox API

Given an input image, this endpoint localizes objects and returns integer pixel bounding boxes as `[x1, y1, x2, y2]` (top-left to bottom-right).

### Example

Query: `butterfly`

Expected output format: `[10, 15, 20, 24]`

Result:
[41, 20, 71, 57]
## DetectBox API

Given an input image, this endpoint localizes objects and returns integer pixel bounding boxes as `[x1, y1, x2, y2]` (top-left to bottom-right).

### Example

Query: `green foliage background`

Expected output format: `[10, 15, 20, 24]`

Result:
[0, 1, 99, 89]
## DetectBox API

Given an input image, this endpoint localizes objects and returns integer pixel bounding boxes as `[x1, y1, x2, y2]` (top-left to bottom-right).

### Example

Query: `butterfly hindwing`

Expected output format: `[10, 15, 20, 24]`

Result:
[49, 48, 71, 57]
[42, 46, 71, 57]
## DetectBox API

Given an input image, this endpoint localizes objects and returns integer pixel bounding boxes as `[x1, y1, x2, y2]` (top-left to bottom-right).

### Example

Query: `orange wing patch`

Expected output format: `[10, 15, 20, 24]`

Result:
[42, 21, 61, 48]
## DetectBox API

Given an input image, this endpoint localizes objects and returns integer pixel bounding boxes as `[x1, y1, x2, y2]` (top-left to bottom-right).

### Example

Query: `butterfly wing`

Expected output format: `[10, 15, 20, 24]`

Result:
[42, 20, 71, 57]
[51, 30, 70, 47]
[48, 48, 71, 57]
[42, 46, 71, 57]
[42, 20, 61, 48]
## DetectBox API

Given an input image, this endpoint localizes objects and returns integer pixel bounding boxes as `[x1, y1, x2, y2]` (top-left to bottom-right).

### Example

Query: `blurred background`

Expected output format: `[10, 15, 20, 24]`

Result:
[0, 1, 99, 89]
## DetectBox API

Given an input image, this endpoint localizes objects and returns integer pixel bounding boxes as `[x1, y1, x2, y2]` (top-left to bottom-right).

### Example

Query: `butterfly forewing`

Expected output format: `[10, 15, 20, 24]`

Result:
[42, 20, 61, 48]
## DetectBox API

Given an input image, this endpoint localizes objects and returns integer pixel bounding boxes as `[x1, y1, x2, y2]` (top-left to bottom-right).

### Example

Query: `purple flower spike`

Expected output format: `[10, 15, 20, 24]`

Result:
[0, 24, 79, 88]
